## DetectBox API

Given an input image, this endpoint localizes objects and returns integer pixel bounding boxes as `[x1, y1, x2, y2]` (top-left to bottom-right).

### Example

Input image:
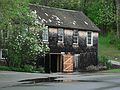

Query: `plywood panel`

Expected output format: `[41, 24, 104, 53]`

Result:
[63, 53, 73, 72]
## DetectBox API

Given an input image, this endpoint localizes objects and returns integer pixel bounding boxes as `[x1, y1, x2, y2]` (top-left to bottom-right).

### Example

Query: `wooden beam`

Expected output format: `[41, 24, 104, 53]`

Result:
[57, 55, 59, 72]
[60, 54, 63, 72]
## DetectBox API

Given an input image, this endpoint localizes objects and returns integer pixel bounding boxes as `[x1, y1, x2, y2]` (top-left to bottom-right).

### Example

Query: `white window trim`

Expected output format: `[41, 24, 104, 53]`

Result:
[0, 49, 7, 59]
[73, 30, 78, 44]
[86, 31, 93, 47]
[42, 27, 48, 42]
[58, 28, 64, 43]
[43, 39, 48, 42]
[1, 30, 8, 39]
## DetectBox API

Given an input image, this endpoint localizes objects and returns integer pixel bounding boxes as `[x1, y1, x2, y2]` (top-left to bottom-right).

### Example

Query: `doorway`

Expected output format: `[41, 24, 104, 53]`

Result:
[50, 54, 63, 72]
[51, 54, 57, 72]
[45, 53, 73, 73]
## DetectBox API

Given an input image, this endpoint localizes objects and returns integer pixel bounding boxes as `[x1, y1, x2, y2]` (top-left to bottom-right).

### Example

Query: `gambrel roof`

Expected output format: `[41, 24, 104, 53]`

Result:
[30, 4, 100, 32]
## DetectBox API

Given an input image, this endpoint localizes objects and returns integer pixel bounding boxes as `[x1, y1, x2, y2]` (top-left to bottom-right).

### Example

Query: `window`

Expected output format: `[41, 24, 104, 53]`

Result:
[87, 32, 93, 46]
[58, 28, 64, 42]
[0, 49, 7, 59]
[1, 30, 8, 39]
[42, 27, 48, 42]
[73, 30, 78, 44]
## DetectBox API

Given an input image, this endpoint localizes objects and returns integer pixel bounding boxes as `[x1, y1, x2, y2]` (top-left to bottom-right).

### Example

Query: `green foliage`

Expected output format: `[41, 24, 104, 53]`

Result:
[99, 33, 120, 64]
[0, 0, 49, 69]
[30, 0, 45, 5]
[32, 0, 116, 33]
[109, 33, 120, 50]
[0, 65, 45, 73]
[23, 65, 34, 72]
[99, 34, 111, 47]
[0, 66, 11, 71]
[99, 56, 112, 69]
[7, 24, 49, 67]
[0, 0, 30, 28]
[99, 32, 120, 50]
[30, 0, 81, 10]
[0, 66, 22, 72]
[35, 67, 45, 73]
[84, 0, 116, 31]
[107, 69, 120, 73]
[48, 0, 81, 10]
[0, 66, 29, 72]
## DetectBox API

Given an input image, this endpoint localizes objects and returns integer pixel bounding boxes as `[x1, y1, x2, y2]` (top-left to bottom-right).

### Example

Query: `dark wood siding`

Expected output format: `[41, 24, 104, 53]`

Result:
[48, 27, 99, 70]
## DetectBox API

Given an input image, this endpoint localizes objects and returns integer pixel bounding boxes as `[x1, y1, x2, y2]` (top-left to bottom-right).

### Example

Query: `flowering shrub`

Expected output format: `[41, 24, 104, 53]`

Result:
[6, 12, 49, 68]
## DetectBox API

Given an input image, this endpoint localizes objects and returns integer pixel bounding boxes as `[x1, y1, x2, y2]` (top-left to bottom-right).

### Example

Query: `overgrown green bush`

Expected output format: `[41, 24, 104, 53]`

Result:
[35, 67, 45, 73]
[108, 32, 120, 50]
[23, 65, 34, 72]
[0, 66, 22, 72]
[0, 65, 45, 73]
[100, 32, 120, 50]
[0, 1, 49, 71]
[0, 66, 11, 71]
[99, 56, 112, 69]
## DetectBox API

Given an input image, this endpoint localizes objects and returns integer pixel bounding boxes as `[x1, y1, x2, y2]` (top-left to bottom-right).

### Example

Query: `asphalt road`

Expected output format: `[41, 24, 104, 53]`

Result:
[0, 71, 120, 90]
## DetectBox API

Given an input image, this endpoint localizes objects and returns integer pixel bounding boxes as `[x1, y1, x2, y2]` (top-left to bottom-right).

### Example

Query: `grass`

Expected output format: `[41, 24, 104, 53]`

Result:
[0, 66, 44, 73]
[0, 66, 32, 72]
[96, 34, 120, 72]
[99, 35, 120, 62]
[105, 69, 120, 73]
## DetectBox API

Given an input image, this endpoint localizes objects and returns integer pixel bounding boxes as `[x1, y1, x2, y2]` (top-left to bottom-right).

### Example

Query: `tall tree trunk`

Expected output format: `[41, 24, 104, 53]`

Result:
[115, 0, 120, 38]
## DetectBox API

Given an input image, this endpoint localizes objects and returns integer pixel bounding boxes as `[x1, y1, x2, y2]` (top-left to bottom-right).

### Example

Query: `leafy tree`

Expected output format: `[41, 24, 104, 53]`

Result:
[115, 0, 120, 38]
[47, 0, 81, 10]
[81, 0, 116, 33]
[30, 0, 81, 10]
[0, 0, 49, 68]
[32, 0, 116, 33]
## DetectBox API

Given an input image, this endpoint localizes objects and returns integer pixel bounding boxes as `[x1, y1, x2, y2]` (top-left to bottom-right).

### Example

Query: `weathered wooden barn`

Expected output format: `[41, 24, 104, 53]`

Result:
[30, 4, 100, 73]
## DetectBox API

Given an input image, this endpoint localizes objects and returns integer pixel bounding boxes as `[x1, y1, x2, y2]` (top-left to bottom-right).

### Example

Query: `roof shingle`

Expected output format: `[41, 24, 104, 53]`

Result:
[30, 4, 100, 31]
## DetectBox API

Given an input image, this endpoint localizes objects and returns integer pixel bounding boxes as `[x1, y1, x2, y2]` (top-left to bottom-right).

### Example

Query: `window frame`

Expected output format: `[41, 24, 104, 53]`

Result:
[73, 30, 79, 44]
[86, 31, 93, 46]
[1, 29, 8, 39]
[0, 49, 8, 59]
[42, 27, 49, 42]
[58, 28, 64, 43]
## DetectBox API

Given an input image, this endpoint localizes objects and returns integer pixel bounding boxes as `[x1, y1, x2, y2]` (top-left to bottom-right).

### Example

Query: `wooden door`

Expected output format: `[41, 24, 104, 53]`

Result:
[63, 53, 73, 72]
